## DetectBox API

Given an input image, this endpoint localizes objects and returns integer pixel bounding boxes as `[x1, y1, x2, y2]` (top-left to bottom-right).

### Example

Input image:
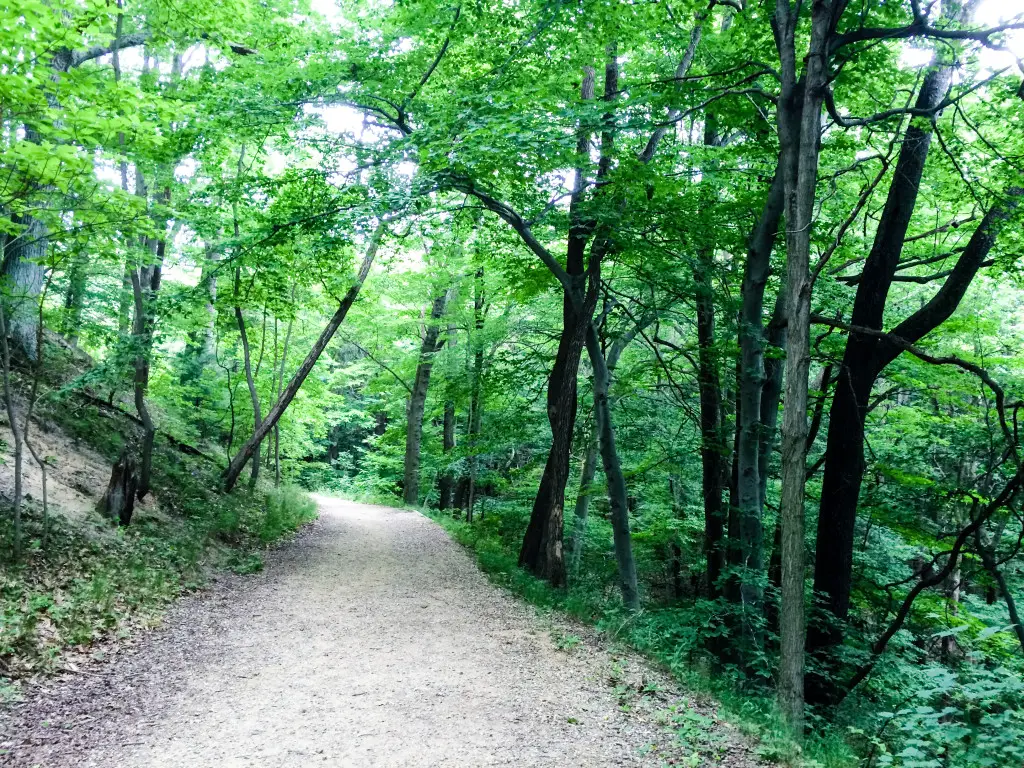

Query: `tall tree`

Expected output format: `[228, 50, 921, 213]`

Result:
[403, 286, 452, 505]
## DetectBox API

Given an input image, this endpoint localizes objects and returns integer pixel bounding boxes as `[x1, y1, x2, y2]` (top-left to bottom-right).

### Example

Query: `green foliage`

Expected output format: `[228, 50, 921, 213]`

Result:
[3, 1, 1024, 765]
[260, 486, 317, 543]
[427, 505, 856, 768]
[0, 414, 317, 678]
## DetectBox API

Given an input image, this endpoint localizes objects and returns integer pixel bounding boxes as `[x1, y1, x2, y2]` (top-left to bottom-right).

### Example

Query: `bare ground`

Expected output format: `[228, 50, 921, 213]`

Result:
[1, 497, 768, 767]
[0, 421, 114, 522]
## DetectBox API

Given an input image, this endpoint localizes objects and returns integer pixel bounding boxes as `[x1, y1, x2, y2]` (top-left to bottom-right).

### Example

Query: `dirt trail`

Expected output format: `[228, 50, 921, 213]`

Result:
[2, 498, 765, 767]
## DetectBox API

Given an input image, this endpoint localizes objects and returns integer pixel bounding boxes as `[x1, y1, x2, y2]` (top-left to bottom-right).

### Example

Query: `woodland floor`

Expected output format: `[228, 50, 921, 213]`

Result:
[1, 497, 768, 767]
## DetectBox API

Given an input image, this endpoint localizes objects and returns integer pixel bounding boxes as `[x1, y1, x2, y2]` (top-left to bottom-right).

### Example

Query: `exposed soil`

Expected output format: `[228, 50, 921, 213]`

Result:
[1, 498, 768, 767]
[0, 420, 112, 522]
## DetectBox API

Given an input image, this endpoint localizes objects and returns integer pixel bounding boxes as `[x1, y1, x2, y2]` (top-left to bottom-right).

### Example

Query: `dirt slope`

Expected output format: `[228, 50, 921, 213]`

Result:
[1, 498, 768, 767]
[0, 421, 111, 522]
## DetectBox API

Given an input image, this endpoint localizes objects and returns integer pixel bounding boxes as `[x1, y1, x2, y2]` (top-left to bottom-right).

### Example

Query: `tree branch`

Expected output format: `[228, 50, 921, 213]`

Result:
[70, 31, 149, 68]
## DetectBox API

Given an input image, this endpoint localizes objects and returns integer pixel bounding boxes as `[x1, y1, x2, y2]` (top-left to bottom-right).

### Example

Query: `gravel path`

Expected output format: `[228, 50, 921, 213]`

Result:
[2, 498, 766, 767]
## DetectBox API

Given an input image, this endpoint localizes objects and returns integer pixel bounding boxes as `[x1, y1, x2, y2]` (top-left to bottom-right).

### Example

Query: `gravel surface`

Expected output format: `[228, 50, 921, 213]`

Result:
[1, 497, 768, 767]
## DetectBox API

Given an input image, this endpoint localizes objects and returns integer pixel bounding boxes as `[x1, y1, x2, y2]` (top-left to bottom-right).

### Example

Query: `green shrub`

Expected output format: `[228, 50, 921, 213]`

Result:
[1, 430, 318, 681]
[259, 485, 318, 543]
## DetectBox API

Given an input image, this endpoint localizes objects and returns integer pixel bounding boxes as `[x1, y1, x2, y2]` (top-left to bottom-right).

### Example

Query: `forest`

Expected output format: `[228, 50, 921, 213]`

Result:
[2, 0, 1024, 765]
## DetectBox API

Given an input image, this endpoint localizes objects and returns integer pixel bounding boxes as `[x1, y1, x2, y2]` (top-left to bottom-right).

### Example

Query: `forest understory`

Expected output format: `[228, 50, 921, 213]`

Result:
[2, 498, 772, 768]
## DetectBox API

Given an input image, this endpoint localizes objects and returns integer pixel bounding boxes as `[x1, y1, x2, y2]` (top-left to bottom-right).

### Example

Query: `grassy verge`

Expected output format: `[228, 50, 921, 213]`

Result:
[0, 439, 316, 687]
[425, 507, 857, 768]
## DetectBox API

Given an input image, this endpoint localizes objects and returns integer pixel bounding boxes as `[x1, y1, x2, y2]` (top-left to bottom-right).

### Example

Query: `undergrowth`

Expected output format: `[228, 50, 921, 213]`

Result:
[426, 506, 857, 768]
[0, 429, 317, 683]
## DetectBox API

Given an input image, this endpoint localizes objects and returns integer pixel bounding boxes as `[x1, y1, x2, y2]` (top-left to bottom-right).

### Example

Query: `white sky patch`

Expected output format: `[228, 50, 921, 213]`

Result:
[310, 0, 343, 27]
[975, 0, 1024, 73]
[900, 45, 935, 69]
[175, 157, 198, 183]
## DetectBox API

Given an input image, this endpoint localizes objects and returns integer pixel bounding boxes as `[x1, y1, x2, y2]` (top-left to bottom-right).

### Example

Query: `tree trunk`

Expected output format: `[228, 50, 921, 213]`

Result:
[265, 318, 278, 472]
[439, 400, 456, 510]
[734, 167, 786, 626]
[809, 56, 977, 684]
[518, 294, 594, 586]
[98, 449, 139, 526]
[1, 215, 47, 361]
[568, 308, 649, 582]
[274, 312, 293, 488]
[234, 269, 263, 490]
[6, 32, 144, 360]
[403, 288, 451, 506]
[668, 475, 685, 599]
[585, 322, 640, 610]
[517, 65, 600, 588]
[465, 376, 483, 521]
[808, 192, 1023, 698]
[0, 296, 25, 560]
[466, 269, 485, 522]
[129, 265, 158, 500]
[567, 419, 598, 574]
[773, 0, 833, 733]
[693, 249, 727, 598]
[223, 223, 385, 492]
[128, 176, 166, 502]
[760, 295, 787, 508]
[975, 528, 1024, 654]
[439, 323, 457, 511]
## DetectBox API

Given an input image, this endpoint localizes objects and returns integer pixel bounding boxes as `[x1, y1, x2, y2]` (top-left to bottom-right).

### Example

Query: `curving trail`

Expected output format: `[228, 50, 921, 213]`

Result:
[2, 498, 765, 767]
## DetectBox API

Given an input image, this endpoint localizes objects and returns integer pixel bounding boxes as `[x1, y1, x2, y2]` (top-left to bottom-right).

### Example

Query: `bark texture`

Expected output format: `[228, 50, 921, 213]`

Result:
[773, 0, 835, 732]
[99, 449, 139, 527]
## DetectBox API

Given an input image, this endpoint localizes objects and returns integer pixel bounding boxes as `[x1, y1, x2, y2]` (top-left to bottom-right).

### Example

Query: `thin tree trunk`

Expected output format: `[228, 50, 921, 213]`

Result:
[466, 269, 485, 522]
[23, 273, 52, 545]
[265, 317, 278, 472]
[585, 322, 639, 610]
[568, 418, 598, 574]
[223, 223, 385, 491]
[975, 529, 1024, 654]
[130, 266, 157, 500]
[403, 288, 451, 506]
[0, 297, 24, 560]
[735, 167, 786, 628]
[439, 383, 456, 511]
[127, 170, 167, 502]
[568, 307, 649, 579]
[774, 0, 833, 733]
[234, 282, 262, 490]
[693, 248, 727, 598]
[669, 475, 685, 599]
[438, 319, 458, 511]
[466, 376, 483, 521]
[274, 291, 295, 487]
